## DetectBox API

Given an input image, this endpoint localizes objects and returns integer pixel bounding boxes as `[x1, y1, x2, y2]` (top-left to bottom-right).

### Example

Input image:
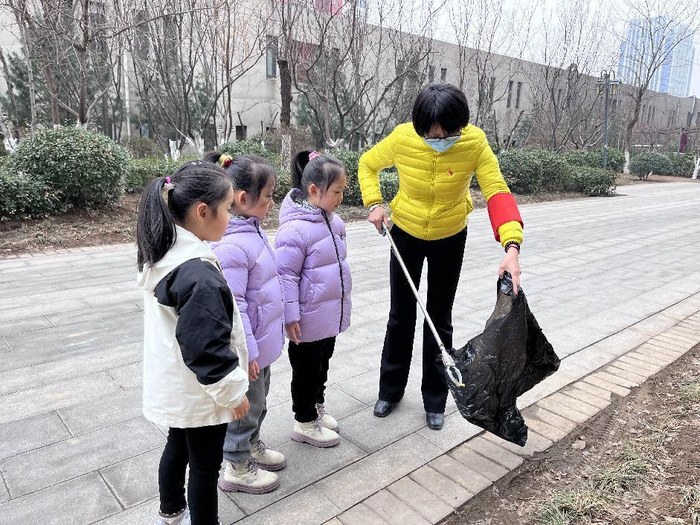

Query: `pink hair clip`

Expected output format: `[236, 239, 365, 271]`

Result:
[309, 151, 320, 161]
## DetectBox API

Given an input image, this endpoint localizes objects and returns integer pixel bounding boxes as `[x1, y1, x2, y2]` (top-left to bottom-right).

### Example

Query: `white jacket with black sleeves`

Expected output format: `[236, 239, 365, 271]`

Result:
[138, 225, 249, 428]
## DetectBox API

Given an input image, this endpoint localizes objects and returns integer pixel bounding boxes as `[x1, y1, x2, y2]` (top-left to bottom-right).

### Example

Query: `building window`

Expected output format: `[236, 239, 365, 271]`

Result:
[507, 81, 513, 108]
[440, 68, 447, 82]
[428, 66, 435, 82]
[515, 82, 522, 109]
[266, 36, 277, 79]
[236, 125, 247, 141]
[489, 77, 496, 102]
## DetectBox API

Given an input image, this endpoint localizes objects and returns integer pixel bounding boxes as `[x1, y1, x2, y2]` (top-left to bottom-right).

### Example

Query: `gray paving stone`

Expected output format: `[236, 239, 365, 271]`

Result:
[448, 444, 510, 482]
[415, 411, 482, 453]
[654, 333, 694, 349]
[566, 382, 612, 403]
[338, 402, 425, 453]
[430, 454, 491, 494]
[626, 350, 673, 367]
[45, 302, 141, 328]
[558, 388, 610, 412]
[338, 503, 389, 525]
[237, 485, 340, 525]
[0, 473, 122, 525]
[0, 411, 71, 460]
[482, 430, 553, 457]
[637, 342, 681, 360]
[315, 433, 441, 511]
[91, 497, 160, 525]
[604, 365, 646, 384]
[0, 472, 8, 504]
[463, 436, 524, 470]
[325, 519, 344, 525]
[334, 369, 380, 406]
[107, 361, 144, 390]
[0, 366, 43, 396]
[535, 397, 591, 424]
[324, 386, 369, 421]
[409, 465, 473, 508]
[0, 316, 53, 337]
[387, 476, 453, 523]
[101, 447, 161, 508]
[548, 392, 601, 417]
[522, 409, 573, 441]
[364, 489, 431, 525]
[610, 359, 655, 379]
[32, 342, 141, 383]
[0, 372, 121, 424]
[227, 437, 366, 516]
[592, 369, 639, 388]
[1, 417, 165, 497]
[617, 355, 663, 373]
[58, 388, 143, 436]
[582, 375, 631, 397]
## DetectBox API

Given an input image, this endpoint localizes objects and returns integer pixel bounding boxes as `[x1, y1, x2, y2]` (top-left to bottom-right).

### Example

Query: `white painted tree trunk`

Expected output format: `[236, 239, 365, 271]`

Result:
[623, 149, 631, 175]
[281, 132, 291, 172]
[692, 156, 700, 180]
[169, 140, 180, 162]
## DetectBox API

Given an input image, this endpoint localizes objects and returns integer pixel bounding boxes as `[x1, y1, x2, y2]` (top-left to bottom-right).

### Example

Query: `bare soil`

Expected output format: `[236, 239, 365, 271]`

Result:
[616, 173, 696, 186]
[0, 191, 590, 256]
[442, 344, 700, 525]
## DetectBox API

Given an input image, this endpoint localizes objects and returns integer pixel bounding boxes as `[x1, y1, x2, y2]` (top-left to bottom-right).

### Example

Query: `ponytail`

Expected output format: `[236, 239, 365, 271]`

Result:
[136, 161, 232, 271]
[137, 177, 175, 272]
[292, 150, 346, 198]
[204, 151, 276, 203]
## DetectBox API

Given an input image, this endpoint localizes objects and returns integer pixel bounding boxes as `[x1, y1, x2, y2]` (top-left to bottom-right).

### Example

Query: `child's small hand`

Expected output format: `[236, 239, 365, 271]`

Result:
[286, 322, 302, 344]
[232, 396, 250, 420]
[248, 359, 260, 381]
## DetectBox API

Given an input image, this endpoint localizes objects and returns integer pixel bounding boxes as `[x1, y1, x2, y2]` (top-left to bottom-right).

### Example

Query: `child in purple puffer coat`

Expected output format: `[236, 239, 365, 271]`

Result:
[275, 151, 353, 448]
[206, 153, 286, 495]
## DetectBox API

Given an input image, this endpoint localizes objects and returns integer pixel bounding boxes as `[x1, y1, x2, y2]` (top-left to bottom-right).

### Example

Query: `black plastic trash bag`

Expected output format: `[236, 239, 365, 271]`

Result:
[447, 273, 560, 446]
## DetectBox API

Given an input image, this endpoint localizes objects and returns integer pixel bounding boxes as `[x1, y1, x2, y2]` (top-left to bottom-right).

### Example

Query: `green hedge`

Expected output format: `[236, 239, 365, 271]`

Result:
[527, 150, 574, 192]
[0, 169, 66, 221]
[10, 127, 130, 208]
[629, 152, 673, 179]
[497, 149, 544, 194]
[563, 148, 625, 172]
[570, 166, 616, 196]
[125, 157, 179, 193]
[669, 153, 697, 178]
[219, 140, 281, 171]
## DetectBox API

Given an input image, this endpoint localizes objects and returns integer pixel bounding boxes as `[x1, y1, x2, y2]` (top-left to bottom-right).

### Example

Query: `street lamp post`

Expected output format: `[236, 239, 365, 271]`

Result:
[598, 70, 621, 170]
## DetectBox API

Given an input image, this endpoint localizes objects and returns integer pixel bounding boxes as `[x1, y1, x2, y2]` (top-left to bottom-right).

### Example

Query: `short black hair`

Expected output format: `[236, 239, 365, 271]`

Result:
[412, 83, 470, 137]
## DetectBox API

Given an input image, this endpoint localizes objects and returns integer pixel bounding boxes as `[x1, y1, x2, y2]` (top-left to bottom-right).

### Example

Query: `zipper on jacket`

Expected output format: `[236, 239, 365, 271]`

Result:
[425, 152, 437, 238]
[322, 211, 345, 333]
[257, 221, 286, 339]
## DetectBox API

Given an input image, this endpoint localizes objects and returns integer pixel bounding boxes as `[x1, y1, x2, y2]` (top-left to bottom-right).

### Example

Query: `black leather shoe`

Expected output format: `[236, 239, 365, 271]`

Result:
[426, 412, 444, 430]
[373, 399, 396, 418]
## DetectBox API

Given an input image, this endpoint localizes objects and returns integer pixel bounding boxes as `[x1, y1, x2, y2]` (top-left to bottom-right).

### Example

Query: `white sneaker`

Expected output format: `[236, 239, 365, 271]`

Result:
[155, 507, 190, 525]
[316, 403, 339, 432]
[218, 460, 280, 494]
[251, 440, 287, 471]
[290, 418, 340, 448]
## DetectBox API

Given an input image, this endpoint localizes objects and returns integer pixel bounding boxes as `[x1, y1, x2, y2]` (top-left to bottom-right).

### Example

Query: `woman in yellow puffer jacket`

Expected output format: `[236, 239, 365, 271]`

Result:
[359, 83, 523, 431]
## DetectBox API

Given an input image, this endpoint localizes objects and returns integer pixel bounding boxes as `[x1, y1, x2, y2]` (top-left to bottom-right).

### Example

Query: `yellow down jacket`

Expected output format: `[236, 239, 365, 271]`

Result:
[358, 123, 523, 245]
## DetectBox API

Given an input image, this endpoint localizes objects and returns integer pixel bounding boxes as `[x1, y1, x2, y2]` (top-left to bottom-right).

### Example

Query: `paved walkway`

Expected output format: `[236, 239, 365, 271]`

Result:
[0, 182, 699, 525]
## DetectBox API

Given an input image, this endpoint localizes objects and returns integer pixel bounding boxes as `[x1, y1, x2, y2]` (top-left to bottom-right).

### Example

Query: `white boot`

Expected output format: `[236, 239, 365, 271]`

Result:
[316, 403, 339, 432]
[218, 460, 280, 494]
[251, 440, 287, 471]
[154, 507, 190, 525]
[290, 417, 340, 448]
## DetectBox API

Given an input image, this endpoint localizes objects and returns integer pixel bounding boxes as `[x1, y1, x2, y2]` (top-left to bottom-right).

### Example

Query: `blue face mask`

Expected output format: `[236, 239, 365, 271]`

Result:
[423, 135, 460, 153]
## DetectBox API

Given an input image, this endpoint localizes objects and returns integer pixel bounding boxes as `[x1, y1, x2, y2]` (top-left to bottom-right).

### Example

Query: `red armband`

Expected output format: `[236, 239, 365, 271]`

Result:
[487, 193, 523, 242]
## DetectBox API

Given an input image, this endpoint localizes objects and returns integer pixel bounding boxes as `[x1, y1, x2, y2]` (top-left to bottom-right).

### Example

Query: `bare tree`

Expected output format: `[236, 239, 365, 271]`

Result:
[524, 0, 611, 151]
[614, 0, 699, 169]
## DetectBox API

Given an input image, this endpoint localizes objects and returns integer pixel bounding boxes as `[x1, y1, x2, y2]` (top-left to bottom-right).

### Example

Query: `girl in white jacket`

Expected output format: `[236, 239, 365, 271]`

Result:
[137, 161, 250, 525]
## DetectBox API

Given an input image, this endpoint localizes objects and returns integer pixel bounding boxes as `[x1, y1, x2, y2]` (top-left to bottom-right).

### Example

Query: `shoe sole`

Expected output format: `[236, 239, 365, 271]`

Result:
[254, 458, 287, 471]
[289, 431, 340, 448]
[218, 477, 280, 494]
[373, 408, 393, 418]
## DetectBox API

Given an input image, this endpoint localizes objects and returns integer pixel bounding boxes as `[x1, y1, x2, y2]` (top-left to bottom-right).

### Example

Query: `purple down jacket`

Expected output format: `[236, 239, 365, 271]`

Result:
[275, 189, 352, 343]
[211, 216, 285, 370]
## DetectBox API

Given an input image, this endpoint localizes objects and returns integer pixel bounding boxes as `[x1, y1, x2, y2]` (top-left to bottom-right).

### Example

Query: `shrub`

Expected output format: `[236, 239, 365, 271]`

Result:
[563, 148, 625, 172]
[126, 157, 179, 193]
[669, 153, 697, 178]
[274, 171, 292, 202]
[379, 169, 400, 202]
[527, 149, 574, 192]
[0, 168, 66, 221]
[332, 149, 363, 205]
[497, 149, 544, 194]
[629, 152, 673, 180]
[120, 136, 163, 158]
[570, 166, 616, 196]
[10, 126, 130, 208]
[219, 140, 281, 171]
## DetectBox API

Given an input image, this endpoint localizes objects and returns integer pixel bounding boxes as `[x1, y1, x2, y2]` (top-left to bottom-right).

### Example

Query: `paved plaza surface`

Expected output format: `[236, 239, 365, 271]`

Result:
[1, 181, 699, 524]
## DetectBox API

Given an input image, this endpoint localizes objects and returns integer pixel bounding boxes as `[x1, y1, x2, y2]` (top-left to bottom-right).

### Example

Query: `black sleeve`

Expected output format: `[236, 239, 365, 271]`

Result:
[155, 258, 240, 385]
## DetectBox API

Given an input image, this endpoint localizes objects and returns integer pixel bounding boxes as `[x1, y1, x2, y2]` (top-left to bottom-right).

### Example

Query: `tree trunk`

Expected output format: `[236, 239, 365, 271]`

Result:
[0, 47, 22, 137]
[279, 59, 292, 128]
